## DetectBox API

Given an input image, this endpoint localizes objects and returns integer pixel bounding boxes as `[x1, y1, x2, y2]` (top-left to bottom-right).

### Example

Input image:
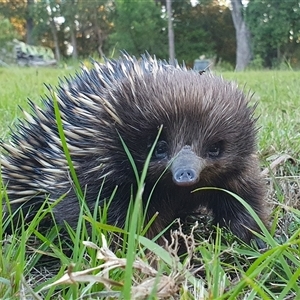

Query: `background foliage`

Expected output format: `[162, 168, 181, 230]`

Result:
[246, 0, 300, 68]
[1, 0, 300, 68]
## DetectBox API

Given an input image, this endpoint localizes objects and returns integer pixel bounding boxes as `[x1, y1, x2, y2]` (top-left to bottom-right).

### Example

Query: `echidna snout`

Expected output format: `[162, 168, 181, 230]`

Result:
[171, 145, 205, 186]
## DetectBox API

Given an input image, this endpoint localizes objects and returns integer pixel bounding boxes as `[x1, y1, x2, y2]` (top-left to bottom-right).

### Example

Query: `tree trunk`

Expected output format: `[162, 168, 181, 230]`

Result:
[70, 25, 78, 59]
[93, 15, 107, 58]
[50, 17, 61, 61]
[26, 0, 34, 45]
[230, 0, 251, 71]
[166, 0, 175, 65]
[95, 28, 106, 58]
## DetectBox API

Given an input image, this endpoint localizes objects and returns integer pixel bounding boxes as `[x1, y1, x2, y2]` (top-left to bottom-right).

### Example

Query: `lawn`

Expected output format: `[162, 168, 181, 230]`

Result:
[223, 71, 300, 160]
[0, 65, 300, 299]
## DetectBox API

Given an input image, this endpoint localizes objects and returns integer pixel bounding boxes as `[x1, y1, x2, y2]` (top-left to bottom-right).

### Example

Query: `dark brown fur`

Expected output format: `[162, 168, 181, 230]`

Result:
[1, 54, 267, 243]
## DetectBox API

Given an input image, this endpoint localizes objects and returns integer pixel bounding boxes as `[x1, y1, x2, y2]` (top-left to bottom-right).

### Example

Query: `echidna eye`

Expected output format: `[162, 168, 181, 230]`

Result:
[154, 140, 168, 159]
[207, 142, 221, 158]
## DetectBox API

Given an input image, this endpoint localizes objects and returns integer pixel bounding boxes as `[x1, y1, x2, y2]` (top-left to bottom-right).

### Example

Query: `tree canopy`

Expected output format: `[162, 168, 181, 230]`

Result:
[1, 0, 300, 69]
[0, 0, 236, 66]
[246, 0, 300, 68]
[108, 0, 168, 58]
[172, 0, 235, 66]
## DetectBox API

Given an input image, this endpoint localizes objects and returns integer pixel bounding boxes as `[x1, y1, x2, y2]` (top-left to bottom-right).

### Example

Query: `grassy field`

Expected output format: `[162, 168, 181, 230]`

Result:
[0, 65, 300, 299]
[223, 71, 300, 161]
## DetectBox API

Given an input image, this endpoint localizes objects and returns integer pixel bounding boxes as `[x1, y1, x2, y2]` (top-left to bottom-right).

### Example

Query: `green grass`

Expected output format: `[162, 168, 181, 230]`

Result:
[221, 71, 300, 160]
[0, 67, 75, 138]
[1, 66, 300, 299]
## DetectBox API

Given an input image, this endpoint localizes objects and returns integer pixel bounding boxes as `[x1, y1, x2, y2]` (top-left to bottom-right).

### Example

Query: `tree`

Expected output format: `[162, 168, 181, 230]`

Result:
[74, 0, 114, 58]
[230, 0, 252, 71]
[0, 0, 238, 65]
[0, 14, 21, 64]
[85, 3, 113, 58]
[25, 0, 34, 44]
[0, 0, 28, 41]
[61, 0, 78, 59]
[246, 0, 300, 68]
[166, 0, 175, 64]
[59, 0, 114, 59]
[0, 0, 35, 44]
[31, 1, 62, 61]
[172, 0, 235, 67]
[0, 15, 21, 46]
[109, 0, 168, 59]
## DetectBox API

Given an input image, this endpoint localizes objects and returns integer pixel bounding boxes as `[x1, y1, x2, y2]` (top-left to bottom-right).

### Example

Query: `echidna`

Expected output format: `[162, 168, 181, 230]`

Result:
[1, 53, 266, 243]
